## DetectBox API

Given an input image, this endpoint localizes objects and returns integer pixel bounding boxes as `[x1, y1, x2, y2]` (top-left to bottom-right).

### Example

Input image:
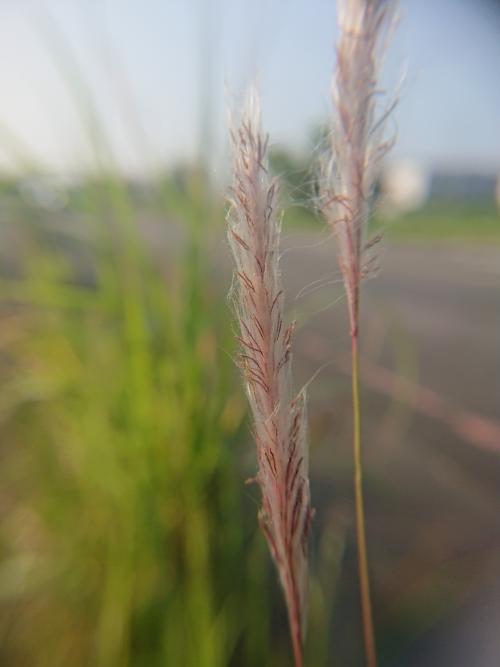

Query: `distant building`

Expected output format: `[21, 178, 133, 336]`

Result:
[378, 160, 430, 216]
[429, 171, 497, 202]
[379, 162, 500, 216]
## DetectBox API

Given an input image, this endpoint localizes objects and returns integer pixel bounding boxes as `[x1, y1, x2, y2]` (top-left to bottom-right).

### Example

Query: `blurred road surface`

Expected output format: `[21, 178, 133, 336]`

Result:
[275, 234, 500, 666]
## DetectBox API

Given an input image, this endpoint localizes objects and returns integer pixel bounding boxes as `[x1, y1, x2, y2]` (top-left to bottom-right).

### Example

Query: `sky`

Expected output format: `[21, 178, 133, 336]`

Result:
[0, 0, 499, 176]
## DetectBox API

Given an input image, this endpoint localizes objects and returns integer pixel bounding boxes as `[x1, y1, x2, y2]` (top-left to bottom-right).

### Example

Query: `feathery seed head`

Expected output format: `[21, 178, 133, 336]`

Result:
[227, 88, 313, 663]
[320, 0, 398, 334]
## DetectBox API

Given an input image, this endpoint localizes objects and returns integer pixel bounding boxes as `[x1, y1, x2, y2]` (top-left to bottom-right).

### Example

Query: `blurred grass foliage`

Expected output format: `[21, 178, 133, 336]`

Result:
[0, 171, 279, 666]
[0, 25, 348, 665]
[282, 199, 500, 242]
[378, 201, 500, 242]
[0, 22, 280, 665]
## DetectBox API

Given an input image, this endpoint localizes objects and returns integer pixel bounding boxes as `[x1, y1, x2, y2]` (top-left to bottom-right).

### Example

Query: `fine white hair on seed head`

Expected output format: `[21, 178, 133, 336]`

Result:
[226, 87, 313, 666]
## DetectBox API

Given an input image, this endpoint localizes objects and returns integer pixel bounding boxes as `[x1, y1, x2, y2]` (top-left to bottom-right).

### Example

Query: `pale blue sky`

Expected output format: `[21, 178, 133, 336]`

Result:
[0, 0, 499, 176]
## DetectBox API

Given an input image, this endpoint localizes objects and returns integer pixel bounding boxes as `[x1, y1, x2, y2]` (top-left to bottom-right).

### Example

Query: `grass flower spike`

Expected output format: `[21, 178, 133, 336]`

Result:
[321, 0, 397, 336]
[320, 1, 398, 666]
[227, 90, 313, 667]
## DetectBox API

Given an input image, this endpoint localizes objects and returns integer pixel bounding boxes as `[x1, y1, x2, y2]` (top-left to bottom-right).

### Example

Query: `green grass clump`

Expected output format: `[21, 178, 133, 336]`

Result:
[0, 175, 274, 667]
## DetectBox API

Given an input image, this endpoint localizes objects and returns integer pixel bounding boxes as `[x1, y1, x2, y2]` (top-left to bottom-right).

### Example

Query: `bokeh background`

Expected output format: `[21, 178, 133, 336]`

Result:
[0, 1, 499, 665]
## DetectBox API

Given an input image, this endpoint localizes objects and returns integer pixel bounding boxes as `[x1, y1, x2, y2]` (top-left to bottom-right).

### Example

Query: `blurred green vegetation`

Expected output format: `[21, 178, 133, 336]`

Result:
[0, 170, 350, 666]
[0, 172, 278, 667]
[0, 33, 343, 664]
[280, 198, 500, 242]
[377, 201, 500, 242]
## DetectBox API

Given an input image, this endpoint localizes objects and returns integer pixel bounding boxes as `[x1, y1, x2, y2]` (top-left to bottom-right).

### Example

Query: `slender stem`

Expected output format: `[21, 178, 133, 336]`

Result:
[351, 330, 377, 667]
[287, 568, 303, 667]
[291, 622, 303, 667]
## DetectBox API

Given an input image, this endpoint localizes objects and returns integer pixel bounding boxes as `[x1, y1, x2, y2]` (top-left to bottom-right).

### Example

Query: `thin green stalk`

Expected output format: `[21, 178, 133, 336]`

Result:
[351, 330, 377, 667]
